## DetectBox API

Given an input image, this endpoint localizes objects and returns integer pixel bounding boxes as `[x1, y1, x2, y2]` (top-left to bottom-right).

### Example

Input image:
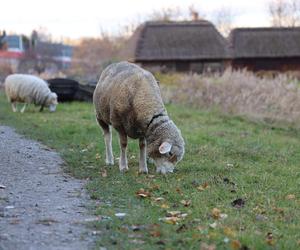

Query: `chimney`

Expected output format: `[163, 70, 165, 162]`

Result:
[191, 11, 199, 21]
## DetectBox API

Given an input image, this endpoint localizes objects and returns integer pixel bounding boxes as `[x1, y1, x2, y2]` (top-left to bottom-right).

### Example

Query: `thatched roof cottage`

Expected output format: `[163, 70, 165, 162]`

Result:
[123, 20, 230, 73]
[229, 27, 300, 72]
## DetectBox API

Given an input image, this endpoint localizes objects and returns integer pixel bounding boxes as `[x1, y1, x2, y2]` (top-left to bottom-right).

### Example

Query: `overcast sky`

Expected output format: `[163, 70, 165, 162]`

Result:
[0, 0, 272, 40]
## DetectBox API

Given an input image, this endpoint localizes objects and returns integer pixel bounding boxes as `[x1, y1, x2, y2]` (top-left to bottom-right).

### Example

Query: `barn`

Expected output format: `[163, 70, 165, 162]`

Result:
[229, 27, 300, 72]
[124, 20, 230, 73]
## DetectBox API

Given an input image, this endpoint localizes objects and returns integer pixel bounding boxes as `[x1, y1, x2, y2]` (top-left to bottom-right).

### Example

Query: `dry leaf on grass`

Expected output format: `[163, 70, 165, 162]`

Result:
[266, 232, 275, 246]
[286, 194, 296, 200]
[200, 242, 216, 250]
[197, 182, 209, 191]
[136, 188, 151, 198]
[209, 222, 217, 229]
[180, 200, 191, 207]
[223, 227, 236, 238]
[160, 203, 170, 209]
[211, 208, 228, 220]
[159, 216, 180, 225]
[231, 240, 241, 249]
[211, 208, 221, 219]
[153, 197, 165, 202]
[160, 211, 188, 224]
[101, 169, 107, 177]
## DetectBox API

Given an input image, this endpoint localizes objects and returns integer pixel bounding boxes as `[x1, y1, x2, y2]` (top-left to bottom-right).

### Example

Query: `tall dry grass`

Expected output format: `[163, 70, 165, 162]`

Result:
[159, 69, 300, 127]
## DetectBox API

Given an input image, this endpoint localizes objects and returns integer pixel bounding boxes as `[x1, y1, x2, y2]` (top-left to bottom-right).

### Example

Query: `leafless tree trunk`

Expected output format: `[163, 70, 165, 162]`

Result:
[269, 0, 300, 27]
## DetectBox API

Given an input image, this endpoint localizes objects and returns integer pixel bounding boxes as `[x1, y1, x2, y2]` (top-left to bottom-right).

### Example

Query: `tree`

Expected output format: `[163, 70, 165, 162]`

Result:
[212, 7, 236, 37]
[269, 0, 300, 27]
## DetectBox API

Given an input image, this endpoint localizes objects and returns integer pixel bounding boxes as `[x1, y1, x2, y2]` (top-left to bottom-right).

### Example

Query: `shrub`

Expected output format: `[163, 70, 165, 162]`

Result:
[159, 69, 300, 127]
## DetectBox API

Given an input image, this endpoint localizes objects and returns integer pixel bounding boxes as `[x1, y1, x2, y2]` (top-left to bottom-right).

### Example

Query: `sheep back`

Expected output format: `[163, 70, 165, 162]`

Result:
[93, 62, 167, 139]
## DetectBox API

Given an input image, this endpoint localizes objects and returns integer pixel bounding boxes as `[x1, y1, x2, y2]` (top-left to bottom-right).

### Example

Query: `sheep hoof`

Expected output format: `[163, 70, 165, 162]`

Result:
[119, 167, 129, 173]
[105, 160, 114, 166]
[139, 168, 148, 174]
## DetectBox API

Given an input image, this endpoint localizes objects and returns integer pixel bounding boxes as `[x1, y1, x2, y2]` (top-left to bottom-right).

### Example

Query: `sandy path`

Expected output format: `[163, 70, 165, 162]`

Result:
[0, 126, 96, 250]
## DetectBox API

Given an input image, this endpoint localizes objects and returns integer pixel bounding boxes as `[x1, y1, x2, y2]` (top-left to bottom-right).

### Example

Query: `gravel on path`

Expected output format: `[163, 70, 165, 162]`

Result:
[0, 126, 97, 250]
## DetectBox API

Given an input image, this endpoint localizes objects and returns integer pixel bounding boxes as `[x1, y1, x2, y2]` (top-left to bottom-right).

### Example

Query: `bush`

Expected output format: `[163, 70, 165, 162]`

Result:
[158, 69, 300, 127]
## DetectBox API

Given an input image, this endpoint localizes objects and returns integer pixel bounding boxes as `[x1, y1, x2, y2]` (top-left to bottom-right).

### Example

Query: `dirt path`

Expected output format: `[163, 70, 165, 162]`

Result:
[0, 126, 96, 250]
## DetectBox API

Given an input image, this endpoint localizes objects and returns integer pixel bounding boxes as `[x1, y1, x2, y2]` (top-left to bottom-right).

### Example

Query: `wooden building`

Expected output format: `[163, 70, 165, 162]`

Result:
[229, 27, 300, 72]
[124, 20, 230, 73]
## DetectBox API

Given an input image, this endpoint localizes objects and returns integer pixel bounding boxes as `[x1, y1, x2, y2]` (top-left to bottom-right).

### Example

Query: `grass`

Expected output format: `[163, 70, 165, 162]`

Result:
[0, 91, 299, 249]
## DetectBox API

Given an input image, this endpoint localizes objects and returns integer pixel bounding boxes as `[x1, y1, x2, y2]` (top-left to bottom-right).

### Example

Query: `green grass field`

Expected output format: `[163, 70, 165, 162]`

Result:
[0, 91, 299, 249]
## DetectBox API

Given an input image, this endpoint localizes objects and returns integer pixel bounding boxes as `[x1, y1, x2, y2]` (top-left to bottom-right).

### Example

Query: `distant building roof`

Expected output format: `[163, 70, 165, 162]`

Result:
[126, 20, 230, 61]
[230, 27, 300, 58]
[35, 41, 73, 57]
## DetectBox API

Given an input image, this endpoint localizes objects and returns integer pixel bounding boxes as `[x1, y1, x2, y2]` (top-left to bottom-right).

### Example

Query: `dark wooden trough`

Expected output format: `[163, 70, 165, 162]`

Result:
[74, 82, 96, 102]
[47, 78, 79, 102]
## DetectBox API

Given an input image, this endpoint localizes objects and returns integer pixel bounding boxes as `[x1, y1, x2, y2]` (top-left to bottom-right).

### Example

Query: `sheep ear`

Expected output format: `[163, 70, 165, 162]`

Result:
[159, 142, 172, 154]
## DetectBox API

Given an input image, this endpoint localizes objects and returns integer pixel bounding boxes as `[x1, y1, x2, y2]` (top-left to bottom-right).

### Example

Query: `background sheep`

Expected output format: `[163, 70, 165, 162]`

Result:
[93, 61, 185, 174]
[5, 74, 58, 113]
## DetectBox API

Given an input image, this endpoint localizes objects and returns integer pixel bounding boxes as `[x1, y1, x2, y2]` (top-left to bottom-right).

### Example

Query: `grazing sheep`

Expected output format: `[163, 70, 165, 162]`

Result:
[5, 74, 58, 113]
[93, 61, 185, 174]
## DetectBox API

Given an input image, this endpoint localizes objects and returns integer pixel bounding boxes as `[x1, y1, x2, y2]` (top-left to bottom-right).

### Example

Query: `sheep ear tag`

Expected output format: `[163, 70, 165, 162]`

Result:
[159, 142, 172, 154]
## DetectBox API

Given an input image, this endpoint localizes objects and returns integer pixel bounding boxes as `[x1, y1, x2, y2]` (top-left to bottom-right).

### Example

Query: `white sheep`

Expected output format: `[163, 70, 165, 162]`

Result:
[93, 62, 185, 174]
[5, 74, 58, 113]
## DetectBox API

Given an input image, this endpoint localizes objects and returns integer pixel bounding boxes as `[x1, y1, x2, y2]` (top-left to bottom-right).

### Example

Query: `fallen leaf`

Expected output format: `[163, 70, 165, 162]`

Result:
[231, 240, 241, 249]
[209, 222, 217, 229]
[130, 239, 145, 244]
[266, 232, 275, 245]
[220, 213, 228, 220]
[115, 213, 126, 218]
[197, 182, 210, 191]
[176, 187, 183, 194]
[180, 200, 191, 207]
[200, 242, 216, 250]
[231, 198, 245, 208]
[95, 153, 101, 160]
[160, 203, 170, 209]
[101, 169, 107, 177]
[211, 208, 221, 219]
[150, 230, 161, 237]
[223, 227, 236, 238]
[154, 197, 164, 202]
[160, 216, 180, 224]
[286, 194, 296, 200]
[166, 211, 182, 217]
[150, 184, 160, 191]
[136, 188, 151, 198]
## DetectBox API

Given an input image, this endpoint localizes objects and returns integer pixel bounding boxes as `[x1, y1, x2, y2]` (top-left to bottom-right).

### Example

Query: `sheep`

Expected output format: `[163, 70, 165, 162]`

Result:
[4, 74, 58, 113]
[93, 61, 185, 174]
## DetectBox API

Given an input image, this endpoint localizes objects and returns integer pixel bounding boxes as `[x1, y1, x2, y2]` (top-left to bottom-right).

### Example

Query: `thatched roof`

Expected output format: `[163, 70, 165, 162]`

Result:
[230, 27, 300, 58]
[126, 20, 230, 61]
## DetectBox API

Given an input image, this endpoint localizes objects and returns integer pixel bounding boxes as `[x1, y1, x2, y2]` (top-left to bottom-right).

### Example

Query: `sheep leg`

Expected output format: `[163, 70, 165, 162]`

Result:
[20, 104, 27, 113]
[118, 132, 128, 172]
[11, 102, 17, 112]
[97, 119, 114, 165]
[139, 138, 148, 174]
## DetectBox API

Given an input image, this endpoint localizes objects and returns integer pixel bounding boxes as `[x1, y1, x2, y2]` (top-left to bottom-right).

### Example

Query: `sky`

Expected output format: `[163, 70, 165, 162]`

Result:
[0, 0, 272, 40]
